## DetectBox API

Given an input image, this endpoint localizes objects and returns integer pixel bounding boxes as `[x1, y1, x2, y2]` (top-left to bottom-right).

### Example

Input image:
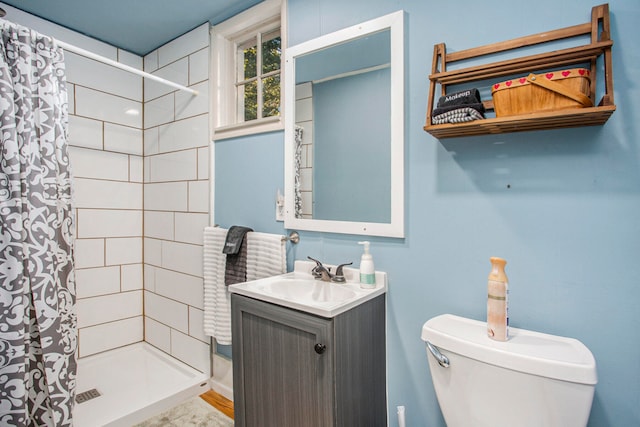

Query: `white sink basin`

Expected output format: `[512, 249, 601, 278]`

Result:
[258, 279, 357, 303]
[228, 260, 387, 317]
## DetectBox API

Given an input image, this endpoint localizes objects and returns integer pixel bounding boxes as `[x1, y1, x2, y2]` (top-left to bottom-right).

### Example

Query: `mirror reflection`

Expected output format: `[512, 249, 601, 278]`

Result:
[284, 11, 404, 237]
[294, 29, 391, 222]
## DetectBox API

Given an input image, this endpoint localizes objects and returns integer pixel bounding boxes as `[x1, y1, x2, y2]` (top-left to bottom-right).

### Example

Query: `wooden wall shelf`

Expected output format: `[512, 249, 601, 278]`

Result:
[424, 4, 615, 139]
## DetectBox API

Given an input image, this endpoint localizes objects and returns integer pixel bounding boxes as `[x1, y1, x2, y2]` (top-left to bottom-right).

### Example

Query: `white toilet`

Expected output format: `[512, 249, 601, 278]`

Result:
[421, 314, 597, 427]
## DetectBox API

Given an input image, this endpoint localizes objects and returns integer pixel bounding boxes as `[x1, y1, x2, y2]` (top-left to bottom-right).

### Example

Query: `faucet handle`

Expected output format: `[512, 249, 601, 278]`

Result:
[332, 262, 353, 283]
[308, 256, 331, 279]
[307, 256, 323, 267]
[307, 256, 324, 279]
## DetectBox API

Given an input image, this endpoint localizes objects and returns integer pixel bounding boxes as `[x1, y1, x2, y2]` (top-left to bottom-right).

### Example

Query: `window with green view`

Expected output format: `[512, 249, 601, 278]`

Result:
[237, 29, 281, 122]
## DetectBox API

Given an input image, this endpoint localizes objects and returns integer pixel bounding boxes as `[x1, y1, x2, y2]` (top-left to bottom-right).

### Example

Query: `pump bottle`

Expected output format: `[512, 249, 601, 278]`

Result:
[358, 241, 376, 289]
[487, 257, 509, 341]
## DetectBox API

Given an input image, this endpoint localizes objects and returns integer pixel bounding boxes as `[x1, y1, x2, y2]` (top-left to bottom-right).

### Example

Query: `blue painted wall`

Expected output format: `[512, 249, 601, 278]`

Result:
[215, 0, 640, 425]
[314, 68, 391, 222]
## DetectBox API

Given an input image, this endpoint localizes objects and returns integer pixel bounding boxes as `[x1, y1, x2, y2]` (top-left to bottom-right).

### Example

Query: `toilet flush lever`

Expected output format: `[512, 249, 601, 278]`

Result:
[426, 341, 450, 368]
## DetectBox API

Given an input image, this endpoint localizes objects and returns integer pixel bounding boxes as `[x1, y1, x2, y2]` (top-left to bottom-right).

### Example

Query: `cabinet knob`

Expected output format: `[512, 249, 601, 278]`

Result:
[314, 343, 326, 354]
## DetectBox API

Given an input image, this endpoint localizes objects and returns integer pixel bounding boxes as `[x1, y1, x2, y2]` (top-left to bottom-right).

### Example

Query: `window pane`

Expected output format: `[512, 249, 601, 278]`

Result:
[262, 30, 281, 74]
[263, 75, 280, 118]
[240, 81, 258, 121]
[239, 37, 257, 80]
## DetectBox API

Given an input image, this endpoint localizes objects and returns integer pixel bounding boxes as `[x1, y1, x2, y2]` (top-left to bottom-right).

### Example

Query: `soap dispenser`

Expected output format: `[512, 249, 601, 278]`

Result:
[487, 257, 509, 341]
[358, 241, 376, 289]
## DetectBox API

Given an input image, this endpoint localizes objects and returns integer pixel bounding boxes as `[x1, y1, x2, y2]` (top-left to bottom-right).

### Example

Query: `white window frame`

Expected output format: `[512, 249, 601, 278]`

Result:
[210, 0, 284, 141]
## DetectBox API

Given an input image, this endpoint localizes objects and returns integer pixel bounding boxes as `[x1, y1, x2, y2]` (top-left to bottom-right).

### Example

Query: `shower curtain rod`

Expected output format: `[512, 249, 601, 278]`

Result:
[0, 10, 197, 95]
[56, 40, 199, 96]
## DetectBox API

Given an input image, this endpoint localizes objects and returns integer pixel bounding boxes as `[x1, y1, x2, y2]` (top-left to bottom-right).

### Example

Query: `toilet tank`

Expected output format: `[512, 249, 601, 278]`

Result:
[421, 314, 597, 427]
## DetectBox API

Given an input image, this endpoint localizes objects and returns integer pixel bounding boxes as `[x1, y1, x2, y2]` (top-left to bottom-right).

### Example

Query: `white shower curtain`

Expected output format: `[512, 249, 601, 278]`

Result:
[0, 20, 76, 427]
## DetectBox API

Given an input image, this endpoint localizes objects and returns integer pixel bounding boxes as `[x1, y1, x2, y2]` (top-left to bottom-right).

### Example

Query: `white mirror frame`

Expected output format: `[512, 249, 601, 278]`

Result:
[284, 10, 405, 238]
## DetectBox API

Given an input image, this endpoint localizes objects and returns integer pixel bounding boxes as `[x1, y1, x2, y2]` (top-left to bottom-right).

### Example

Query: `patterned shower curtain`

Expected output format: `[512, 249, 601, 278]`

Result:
[0, 20, 77, 427]
[294, 125, 303, 218]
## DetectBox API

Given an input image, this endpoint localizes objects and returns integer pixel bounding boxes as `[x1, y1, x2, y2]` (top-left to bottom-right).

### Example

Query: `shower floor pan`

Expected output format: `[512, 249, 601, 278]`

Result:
[73, 342, 209, 427]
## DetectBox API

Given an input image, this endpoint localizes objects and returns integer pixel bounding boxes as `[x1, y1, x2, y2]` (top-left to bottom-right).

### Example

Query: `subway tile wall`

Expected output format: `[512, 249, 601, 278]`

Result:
[142, 24, 211, 374]
[7, 4, 211, 374]
[67, 43, 145, 358]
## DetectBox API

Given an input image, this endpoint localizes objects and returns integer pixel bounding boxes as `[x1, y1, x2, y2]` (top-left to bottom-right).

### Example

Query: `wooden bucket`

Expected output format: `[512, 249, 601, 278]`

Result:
[491, 68, 592, 117]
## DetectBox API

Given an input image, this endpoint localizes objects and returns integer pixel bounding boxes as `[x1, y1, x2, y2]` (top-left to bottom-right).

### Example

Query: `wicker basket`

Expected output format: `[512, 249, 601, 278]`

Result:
[491, 68, 592, 117]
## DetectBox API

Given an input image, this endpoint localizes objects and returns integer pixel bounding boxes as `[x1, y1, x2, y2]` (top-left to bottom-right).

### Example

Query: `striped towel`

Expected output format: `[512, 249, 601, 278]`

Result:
[432, 106, 485, 125]
[203, 227, 230, 344]
[203, 227, 287, 345]
[246, 232, 286, 281]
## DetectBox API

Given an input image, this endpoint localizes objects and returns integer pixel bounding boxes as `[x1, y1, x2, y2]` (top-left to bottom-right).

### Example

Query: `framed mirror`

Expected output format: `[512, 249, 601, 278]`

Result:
[284, 11, 405, 237]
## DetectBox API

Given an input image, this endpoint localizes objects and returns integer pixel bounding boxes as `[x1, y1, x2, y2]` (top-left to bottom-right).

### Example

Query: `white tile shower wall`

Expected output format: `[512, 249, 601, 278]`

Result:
[78, 316, 144, 357]
[74, 239, 105, 269]
[121, 264, 143, 292]
[175, 81, 210, 120]
[73, 178, 142, 210]
[189, 48, 209, 85]
[143, 291, 189, 333]
[65, 51, 142, 100]
[145, 317, 172, 353]
[171, 329, 210, 373]
[105, 238, 143, 265]
[148, 150, 198, 182]
[69, 148, 131, 181]
[7, 4, 209, 370]
[77, 209, 143, 238]
[188, 181, 210, 213]
[75, 86, 142, 127]
[157, 24, 209, 69]
[157, 114, 210, 152]
[75, 267, 121, 299]
[144, 182, 189, 211]
[104, 123, 144, 155]
[153, 268, 204, 308]
[144, 211, 175, 241]
[76, 291, 143, 329]
[175, 212, 209, 245]
[143, 23, 211, 374]
[62, 36, 144, 356]
[67, 116, 103, 150]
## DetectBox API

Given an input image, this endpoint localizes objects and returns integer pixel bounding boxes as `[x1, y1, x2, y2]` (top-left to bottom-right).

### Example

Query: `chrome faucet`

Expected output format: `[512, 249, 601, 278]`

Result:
[332, 262, 352, 282]
[308, 256, 332, 281]
[307, 257, 353, 283]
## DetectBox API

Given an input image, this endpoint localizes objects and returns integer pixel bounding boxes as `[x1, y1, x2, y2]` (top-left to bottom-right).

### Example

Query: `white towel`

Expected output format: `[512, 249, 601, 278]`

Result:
[246, 231, 286, 281]
[203, 227, 230, 344]
[203, 227, 287, 345]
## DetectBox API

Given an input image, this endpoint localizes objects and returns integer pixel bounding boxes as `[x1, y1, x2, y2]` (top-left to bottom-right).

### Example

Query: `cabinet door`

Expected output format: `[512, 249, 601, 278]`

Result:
[232, 295, 334, 427]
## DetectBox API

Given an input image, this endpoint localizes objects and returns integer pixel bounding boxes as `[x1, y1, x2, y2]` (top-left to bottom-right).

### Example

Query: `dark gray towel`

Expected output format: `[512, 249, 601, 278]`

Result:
[432, 102, 485, 117]
[225, 234, 249, 286]
[223, 225, 253, 255]
[223, 225, 253, 286]
[436, 88, 482, 108]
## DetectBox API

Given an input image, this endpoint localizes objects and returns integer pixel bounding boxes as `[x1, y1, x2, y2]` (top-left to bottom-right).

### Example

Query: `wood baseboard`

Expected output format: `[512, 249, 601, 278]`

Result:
[200, 389, 234, 419]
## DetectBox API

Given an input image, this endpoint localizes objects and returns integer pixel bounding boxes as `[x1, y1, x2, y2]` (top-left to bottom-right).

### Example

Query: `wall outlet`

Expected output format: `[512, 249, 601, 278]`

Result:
[276, 189, 285, 222]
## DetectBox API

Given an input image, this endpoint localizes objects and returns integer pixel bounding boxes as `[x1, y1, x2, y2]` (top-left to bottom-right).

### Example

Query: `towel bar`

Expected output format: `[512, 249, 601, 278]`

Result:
[282, 231, 300, 244]
[212, 224, 298, 244]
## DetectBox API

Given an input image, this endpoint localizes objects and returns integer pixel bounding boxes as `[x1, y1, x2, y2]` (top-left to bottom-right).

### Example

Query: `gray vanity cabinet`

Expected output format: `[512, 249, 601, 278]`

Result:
[231, 293, 386, 427]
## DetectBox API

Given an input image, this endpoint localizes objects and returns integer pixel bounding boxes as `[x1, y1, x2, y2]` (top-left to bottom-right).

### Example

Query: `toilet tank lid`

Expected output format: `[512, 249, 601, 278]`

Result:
[421, 314, 597, 385]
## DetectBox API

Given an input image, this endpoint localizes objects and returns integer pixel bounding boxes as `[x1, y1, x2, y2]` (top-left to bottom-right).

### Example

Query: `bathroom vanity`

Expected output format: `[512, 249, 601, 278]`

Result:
[229, 262, 387, 426]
